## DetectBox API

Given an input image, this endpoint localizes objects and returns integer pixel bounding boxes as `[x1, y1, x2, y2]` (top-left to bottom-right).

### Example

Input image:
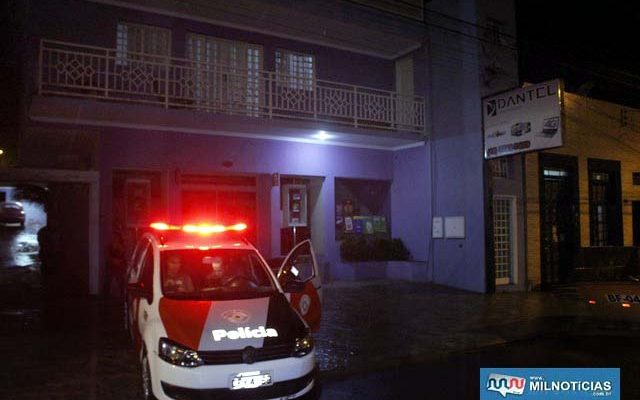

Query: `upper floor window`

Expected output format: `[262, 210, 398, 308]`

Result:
[116, 22, 171, 65]
[276, 50, 315, 91]
[186, 34, 263, 114]
[187, 34, 262, 71]
[484, 18, 506, 45]
[492, 157, 509, 179]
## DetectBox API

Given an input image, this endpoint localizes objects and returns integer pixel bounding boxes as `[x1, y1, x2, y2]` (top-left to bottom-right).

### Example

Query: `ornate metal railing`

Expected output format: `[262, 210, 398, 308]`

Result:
[39, 39, 426, 134]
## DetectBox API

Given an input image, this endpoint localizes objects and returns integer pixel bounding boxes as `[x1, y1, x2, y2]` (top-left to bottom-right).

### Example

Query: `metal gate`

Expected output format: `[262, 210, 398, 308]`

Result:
[539, 154, 580, 287]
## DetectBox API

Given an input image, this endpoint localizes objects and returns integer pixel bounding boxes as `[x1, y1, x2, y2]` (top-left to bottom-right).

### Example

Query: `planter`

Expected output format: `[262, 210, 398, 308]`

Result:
[330, 260, 429, 282]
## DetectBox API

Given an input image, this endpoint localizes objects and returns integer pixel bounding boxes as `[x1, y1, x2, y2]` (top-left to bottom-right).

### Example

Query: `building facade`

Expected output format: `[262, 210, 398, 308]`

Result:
[524, 93, 640, 289]
[2, 0, 518, 295]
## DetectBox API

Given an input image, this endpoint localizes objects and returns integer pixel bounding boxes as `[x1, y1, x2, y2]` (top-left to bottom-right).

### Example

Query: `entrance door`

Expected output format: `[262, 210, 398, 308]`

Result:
[633, 202, 640, 247]
[539, 154, 580, 287]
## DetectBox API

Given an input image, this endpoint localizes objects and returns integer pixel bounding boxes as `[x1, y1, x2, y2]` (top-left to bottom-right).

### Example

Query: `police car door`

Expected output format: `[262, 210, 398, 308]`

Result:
[125, 239, 149, 347]
[126, 239, 154, 352]
[136, 244, 155, 347]
[277, 239, 322, 332]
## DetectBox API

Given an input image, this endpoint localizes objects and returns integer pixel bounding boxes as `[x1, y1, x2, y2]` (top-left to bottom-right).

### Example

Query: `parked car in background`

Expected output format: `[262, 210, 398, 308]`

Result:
[0, 201, 26, 227]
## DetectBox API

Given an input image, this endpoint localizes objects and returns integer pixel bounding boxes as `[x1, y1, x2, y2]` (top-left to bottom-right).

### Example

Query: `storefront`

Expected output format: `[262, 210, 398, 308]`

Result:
[524, 93, 640, 288]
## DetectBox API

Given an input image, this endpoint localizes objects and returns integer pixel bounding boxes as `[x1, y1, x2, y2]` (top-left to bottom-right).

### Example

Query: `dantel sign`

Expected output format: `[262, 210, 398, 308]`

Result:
[485, 83, 557, 117]
[483, 79, 563, 159]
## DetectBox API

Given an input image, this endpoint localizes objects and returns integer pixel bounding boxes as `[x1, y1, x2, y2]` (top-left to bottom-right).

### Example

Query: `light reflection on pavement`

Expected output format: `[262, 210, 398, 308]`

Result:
[0, 215, 45, 312]
[0, 227, 40, 268]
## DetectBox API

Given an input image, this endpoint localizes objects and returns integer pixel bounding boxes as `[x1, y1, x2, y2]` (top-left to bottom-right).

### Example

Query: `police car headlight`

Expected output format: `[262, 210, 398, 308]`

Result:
[159, 338, 203, 368]
[292, 335, 314, 357]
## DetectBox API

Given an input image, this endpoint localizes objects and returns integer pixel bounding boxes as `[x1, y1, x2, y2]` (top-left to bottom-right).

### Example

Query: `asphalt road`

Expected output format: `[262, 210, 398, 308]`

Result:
[320, 334, 640, 400]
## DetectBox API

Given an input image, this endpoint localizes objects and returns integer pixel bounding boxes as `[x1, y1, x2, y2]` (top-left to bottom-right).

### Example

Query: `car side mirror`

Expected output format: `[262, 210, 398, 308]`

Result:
[282, 279, 305, 294]
[127, 282, 153, 301]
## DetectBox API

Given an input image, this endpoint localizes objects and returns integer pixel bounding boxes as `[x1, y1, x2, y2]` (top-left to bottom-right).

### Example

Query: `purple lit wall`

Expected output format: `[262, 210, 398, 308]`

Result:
[99, 128, 398, 267]
[426, 0, 488, 293]
[391, 145, 429, 262]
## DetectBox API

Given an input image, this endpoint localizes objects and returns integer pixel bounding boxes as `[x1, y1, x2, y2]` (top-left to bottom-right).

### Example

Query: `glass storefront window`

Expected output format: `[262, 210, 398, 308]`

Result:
[335, 178, 391, 240]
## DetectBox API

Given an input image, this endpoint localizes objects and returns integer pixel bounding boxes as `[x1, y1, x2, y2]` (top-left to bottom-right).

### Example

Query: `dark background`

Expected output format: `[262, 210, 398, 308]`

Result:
[516, 1, 640, 108]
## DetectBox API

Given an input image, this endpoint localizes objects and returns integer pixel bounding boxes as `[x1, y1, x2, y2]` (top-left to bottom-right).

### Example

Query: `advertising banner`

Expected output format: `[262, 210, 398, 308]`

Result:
[483, 79, 563, 159]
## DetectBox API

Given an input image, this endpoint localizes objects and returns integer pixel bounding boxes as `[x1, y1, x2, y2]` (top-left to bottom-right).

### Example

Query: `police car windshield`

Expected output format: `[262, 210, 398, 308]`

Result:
[161, 249, 276, 300]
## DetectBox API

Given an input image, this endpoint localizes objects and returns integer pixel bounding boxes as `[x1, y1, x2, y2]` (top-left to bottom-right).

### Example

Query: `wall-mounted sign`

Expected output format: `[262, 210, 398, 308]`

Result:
[444, 216, 465, 239]
[483, 79, 563, 159]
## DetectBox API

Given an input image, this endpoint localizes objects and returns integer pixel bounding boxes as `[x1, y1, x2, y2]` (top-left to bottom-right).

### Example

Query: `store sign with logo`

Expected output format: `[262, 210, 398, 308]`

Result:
[483, 79, 563, 159]
[480, 368, 619, 399]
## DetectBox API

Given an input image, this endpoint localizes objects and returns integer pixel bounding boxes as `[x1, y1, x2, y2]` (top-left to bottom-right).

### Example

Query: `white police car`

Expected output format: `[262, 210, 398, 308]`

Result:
[124, 222, 322, 400]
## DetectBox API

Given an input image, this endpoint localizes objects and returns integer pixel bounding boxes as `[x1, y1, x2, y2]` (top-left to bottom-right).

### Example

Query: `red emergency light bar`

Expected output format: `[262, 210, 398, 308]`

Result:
[149, 222, 247, 235]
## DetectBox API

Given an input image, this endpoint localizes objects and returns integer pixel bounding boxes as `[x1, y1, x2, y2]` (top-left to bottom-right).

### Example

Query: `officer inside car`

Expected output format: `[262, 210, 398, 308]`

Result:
[164, 253, 194, 293]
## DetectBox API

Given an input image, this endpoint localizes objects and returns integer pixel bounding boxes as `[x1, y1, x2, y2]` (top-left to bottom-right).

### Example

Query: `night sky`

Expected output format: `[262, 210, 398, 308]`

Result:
[516, 1, 640, 108]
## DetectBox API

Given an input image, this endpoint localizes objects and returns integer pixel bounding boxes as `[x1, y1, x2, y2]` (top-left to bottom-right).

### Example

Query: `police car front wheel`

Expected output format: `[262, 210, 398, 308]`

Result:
[141, 353, 157, 400]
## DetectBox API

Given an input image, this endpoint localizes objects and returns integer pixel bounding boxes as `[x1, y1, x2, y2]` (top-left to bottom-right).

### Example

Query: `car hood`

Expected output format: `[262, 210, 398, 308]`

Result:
[158, 293, 307, 351]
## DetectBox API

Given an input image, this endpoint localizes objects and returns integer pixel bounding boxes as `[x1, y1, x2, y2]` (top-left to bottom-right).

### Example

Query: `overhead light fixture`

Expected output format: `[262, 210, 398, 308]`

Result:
[312, 131, 332, 141]
[0, 149, 4, 155]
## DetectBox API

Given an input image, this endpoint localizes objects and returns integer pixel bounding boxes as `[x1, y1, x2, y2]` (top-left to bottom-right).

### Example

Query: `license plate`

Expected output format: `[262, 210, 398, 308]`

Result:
[230, 371, 273, 390]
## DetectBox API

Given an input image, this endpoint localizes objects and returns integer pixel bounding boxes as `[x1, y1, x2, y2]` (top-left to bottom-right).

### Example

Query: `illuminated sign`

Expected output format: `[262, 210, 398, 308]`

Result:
[212, 326, 278, 341]
[483, 79, 563, 159]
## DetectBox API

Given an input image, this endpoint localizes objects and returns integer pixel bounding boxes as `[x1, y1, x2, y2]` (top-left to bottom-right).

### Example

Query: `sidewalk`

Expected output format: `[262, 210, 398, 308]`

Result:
[314, 279, 640, 377]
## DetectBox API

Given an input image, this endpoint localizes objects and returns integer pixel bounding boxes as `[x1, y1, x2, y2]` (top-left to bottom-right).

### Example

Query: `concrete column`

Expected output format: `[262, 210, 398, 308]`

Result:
[270, 180, 282, 258]
[256, 174, 272, 257]
[320, 177, 336, 280]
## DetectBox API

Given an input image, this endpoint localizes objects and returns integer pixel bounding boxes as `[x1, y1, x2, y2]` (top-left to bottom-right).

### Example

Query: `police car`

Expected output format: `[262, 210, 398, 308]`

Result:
[124, 222, 322, 400]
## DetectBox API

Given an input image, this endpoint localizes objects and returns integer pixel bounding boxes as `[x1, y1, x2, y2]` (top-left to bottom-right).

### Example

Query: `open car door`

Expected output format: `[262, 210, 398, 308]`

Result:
[278, 239, 322, 332]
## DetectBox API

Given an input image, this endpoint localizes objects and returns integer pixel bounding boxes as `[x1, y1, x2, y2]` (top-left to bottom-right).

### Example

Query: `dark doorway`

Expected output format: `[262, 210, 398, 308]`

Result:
[633, 202, 640, 247]
[587, 159, 623, 246]
[539, 154, 580, 288]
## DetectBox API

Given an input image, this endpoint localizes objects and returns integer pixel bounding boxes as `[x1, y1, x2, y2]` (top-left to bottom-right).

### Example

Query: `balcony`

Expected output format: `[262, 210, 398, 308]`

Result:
[38, 40, 426, 135]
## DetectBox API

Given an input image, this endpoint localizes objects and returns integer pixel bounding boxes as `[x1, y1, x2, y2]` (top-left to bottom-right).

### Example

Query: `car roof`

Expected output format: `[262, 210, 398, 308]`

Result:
[0, 201, 22, 208]
[148, 231, 255, 252]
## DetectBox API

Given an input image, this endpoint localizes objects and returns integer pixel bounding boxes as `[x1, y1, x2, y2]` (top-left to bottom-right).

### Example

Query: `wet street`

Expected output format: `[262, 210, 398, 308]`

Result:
[2, 218, 640, 399]
[320, 335, 640, 399]
[1, 278, 640, 399]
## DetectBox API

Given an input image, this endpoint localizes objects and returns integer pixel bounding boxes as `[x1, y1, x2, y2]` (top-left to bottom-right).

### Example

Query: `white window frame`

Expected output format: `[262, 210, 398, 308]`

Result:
[493, 195, 517, 285]
[275, 49, 315, 91]
[186, 33, 264, 115]
[492, 157, 510, 179]
[116, 22, 172, 66]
